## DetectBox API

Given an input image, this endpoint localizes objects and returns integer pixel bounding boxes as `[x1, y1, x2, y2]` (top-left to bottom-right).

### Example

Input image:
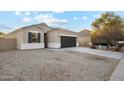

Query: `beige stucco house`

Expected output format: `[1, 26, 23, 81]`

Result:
[77, 29, 91, 47]
[6, 23, 79, 49]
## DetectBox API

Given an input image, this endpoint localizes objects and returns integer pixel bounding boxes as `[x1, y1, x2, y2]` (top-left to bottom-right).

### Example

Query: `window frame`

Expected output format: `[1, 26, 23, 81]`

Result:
[28, 32, 41, 43]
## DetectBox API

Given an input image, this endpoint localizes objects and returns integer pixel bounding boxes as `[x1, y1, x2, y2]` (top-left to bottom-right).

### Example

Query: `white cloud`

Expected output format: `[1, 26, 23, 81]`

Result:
[15, 11, 21, 16]
[73, 17, 78, 20]
[82, 16, 88, 20]
[35, 14, 68, 26]
[21, 17, 32, 23]
[52, 11, 65, 14]
[15, 11, 31, 16]
[24, 11, 30, 16]
[0, 24, 12, 30]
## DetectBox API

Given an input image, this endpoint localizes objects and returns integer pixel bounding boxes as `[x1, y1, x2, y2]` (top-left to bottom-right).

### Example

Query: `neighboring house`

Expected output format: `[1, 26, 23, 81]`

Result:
[6, 23, 79, 50]
[77, 29, 91, 47]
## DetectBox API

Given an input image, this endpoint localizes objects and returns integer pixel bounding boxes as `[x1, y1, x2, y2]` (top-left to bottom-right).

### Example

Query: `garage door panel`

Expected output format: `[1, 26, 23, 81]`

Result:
[61, 36, 76, 48]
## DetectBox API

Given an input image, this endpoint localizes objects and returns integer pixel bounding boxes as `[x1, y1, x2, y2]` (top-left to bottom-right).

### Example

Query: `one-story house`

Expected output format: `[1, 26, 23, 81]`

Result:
[77, 29, 91, 47]
[6, 23, 79, 50]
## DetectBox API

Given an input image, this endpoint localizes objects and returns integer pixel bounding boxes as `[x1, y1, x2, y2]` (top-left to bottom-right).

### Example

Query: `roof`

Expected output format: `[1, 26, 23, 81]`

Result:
[48, 27, 77, 34]
[77, 29, 91, 37]
[7, 23, 53, 35]
[7, 23, 77, 36]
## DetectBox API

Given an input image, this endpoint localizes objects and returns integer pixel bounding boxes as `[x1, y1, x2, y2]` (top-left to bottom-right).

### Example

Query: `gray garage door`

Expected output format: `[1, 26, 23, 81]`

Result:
[61, 36, 76, 48]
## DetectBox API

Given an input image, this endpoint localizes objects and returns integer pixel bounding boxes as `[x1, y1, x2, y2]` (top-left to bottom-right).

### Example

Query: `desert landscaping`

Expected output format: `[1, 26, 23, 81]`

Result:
[0, 49, 119, 81]
[0, 12, 124, 81]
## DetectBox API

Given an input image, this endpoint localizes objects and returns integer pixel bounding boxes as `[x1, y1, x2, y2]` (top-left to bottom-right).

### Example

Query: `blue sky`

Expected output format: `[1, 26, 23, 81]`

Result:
[0, 11, 124, 33]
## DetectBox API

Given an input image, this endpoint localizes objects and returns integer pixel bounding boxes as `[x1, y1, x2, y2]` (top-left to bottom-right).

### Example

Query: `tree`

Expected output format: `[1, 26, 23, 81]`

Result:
[91, 12, 124, 47]
[0, 32, 5, 39]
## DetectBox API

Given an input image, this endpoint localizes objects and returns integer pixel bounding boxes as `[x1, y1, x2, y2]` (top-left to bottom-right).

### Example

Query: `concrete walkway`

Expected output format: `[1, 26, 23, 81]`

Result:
[61, 47, 123, 60]
[110, 55, 124, 80]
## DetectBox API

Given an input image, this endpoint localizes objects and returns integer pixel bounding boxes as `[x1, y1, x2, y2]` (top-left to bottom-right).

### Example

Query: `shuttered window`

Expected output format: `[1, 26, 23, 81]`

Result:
[28, 32, 32, 43]
[38, 33, 41, 43]
[28, 32, 41, 43]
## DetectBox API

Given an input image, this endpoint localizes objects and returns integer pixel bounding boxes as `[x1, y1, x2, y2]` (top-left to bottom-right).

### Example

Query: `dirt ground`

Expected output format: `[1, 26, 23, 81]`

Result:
[0, 49, 119, 81]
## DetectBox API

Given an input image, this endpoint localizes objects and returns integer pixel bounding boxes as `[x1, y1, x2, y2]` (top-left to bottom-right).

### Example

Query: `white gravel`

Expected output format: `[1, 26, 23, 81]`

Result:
[0, 49, 119, 81]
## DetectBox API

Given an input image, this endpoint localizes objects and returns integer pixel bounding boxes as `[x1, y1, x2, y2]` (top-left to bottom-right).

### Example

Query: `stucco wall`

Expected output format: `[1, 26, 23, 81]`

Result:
[6, 26, 79, 49]
[0, 39, 17, 51]
[47, 32, 60, 43]
[47, 31, 60, 48]
[17, 31, 23, 49]
[6, 27, 45, 49]
[5, 31, 23, 49]
[20, 29, 45, 49]
[22, 27, 44, 43]
[47, 29, 78, 48]
[47, 29, 77, 43]
[78, 36, 91, 46]
[5, 32, 17, 39]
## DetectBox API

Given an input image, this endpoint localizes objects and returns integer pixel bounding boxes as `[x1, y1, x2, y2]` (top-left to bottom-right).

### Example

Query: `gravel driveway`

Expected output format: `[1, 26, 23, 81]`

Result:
[0, 49, 119, 81]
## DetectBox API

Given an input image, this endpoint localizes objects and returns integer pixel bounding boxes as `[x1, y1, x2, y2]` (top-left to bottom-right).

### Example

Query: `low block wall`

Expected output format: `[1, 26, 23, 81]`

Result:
[0, 39, 17, 51]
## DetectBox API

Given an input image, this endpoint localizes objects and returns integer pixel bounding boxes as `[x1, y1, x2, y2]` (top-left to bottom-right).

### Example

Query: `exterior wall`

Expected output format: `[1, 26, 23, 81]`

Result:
[19, 43, 44, 50]
[76, 38, 79, 47]
[47, 30, 78, 48]
[17, 31, 23, 49]
[78, 36, 91, 46]
[6, 28, 45, 50]
[6, 26, 79, 49]
[0, 39, 17, 51]
[22, 27, 44, 43]
[5, 31, 23, 49]
[18, 28, 45, 49]
[47, 31, 60, 48]
[47, 43, 61, 48]
[47, 31, 60, 43]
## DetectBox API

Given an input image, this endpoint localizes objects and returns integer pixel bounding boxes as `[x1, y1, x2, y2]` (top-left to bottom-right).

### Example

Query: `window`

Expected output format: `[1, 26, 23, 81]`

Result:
[28, 32, 41, 43]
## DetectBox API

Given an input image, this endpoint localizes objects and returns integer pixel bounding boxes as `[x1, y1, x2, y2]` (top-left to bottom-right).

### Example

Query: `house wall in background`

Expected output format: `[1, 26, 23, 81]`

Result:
[78, 36, 91, 46]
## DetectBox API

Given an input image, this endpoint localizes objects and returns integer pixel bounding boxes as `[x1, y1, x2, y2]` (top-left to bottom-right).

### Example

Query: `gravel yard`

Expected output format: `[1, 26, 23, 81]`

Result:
[0, 49, 119, 81]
